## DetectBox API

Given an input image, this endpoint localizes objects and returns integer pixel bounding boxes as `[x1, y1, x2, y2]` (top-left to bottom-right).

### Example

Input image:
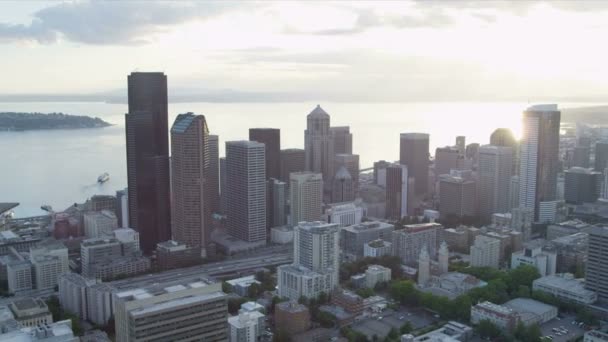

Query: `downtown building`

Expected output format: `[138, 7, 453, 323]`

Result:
[341, 221, 395, 261]
[125, 72, 171, 254]
[385, 164, 409, 220]
[279, 148, 306, 183]
[586, 226, 608, 302]
[477, 145, 514, 223]
[518, 104, 561, 221]
[564, 167, 602, 204]
[289, 172, 323, 225]
[305, 105, 335, 183]
[249, 128, 281, 180]
[438, 170, 477, 220]
[170, 113, 213, 255]
[400, 133, 430, 196]
[392, 223, 441, 265]
[330, 126, 353, 155]
[278, 222, 340, 300]
[226, 141, 267, 244]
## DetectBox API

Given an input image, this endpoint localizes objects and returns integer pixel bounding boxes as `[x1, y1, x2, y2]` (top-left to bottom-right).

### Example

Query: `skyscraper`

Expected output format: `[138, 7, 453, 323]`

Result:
[305, 105, 334, 182]
[280, 148, 306, 183]
[331, 167, 355, 203]
[249, 128, 281, 180]
[586, 226, 608, 302]
[385, 164, 408, 220]
[455, 136, 466, 155]
[399, 133, 429, 196]
[207, 135, 220, 215]
[289, 172, 323, 225]
[518, 104, 561, 220]
[435, 146, 460, 176]
[490, 128, 517, 148]
[334, 153, 360, 187]
[438, 171, 477, 220]
[564, 167, 602, 204]
[226, 141, 266, 243]
[595, 141, 608, 172]
[267, 178, 287, 229]
[478, 145, 514, 222]
[330, 126, 353, 155]
[220, 157, 227, 214]
[170, 113, 210, 254]
[125, 72, 171, 254]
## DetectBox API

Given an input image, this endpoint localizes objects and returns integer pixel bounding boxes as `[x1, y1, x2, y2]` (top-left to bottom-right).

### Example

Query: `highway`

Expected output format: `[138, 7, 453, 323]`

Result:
[111, 244, 293, 289]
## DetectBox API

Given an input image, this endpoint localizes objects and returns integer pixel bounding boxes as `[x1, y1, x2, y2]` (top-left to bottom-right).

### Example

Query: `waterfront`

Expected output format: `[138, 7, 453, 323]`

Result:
[0, 101, 593, 217]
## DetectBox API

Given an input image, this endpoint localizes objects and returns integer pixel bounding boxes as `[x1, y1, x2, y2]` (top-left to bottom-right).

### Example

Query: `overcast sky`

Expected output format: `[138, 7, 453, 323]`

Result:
[1, 1, 607, 102]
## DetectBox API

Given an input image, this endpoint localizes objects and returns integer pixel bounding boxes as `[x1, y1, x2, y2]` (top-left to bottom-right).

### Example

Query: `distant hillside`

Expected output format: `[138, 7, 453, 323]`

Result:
[0, 112, 111, 131]
[561, 105, 608, 124]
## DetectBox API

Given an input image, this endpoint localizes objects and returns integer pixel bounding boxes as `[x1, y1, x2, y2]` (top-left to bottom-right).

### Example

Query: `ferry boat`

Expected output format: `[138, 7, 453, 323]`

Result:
[97, 172, 110, 183]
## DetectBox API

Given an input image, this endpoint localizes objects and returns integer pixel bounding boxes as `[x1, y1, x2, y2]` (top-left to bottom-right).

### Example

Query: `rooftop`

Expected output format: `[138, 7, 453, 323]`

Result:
[276, 301, 309, 314]
[504, 298, 557, 317]
[131, 292, 225, 317]
[533, 274, 595, 296]
[0, 203, 19, 215]
[527, 104, 558, 111]
[343, 221, 394, 233]
[115, 276, 216, 300]
[308, 104, 329, 118]
[171, 112, 204, 134]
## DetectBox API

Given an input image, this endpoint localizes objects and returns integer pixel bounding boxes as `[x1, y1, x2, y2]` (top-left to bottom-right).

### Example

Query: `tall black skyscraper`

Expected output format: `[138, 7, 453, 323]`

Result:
[399, 133, 429, 196]
[125, 72, 171, 254]
[249, 128, 281, 180]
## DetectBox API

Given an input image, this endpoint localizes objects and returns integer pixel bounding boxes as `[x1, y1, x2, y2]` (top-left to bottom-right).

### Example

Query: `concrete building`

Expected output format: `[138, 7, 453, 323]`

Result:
[290, 172, 323, 225]
[226, 275, 261, 298]
[279, 148, 305, 183]
[439, 171, 477, 220]
[274, 301, 311, 335]
[8, 298, 53, 327]
[170, 113, 212, 254]
[595, 141, 608, 172]
[366, 264, 391, 288]
[549, 232, 588, 274]
[511, 244, 557, 277]
[564, 167, 602, 204]
[115, 188, 129, 228]
[267, 178, 287, 229]
[113, 277, 227, 342]
[249, 128, 281, 180]
[364, 239, 392, 258]
[586, 226, 608, 302]
[470, 235, 501, 268]
[207, 134, 221, 215]
[86, 283, 113, 325]
[478, 145, 513, 223]
[421, 272, 487, 299]
[386, 164, 409, 220]
[519, 104, 561, 221]
[226, 140, 267, 243]
[341, 221, 394, 261]
[7, 260, 33, 293]
[470, 301, 519, 331]
[533, 274, 597, 305]
[392, 223, 441, 265]
[435, 146, 461, 177]
[441, 226, 479, 254]
[125, 72, 171, 254]
[585, 329, 608, 342]
[401, 321, 473, 342]
[305, 105, 335, 182]
[547, 220, 590, 240]
[81, 236, 149, 281]
[0, 319, 77, 341]
[228, 311, 265, 342]
[220, 157, 227, 214]
[278, 222, 340, 300]
[503, 298, 558, 326]
[28, 241, 69, 291]
[400, 133, 430, 196]
[335, 153, 360, 187]
[58, 273, 96, 321]
[155, 240, 201, 270]
[331, 167, 355, 203]
[330, 126, 353, 155]
[325, 201, 364, 227]
[373, 160, 391, 187]
[83, 210, 118, 238]
[270, 226, 294, 244]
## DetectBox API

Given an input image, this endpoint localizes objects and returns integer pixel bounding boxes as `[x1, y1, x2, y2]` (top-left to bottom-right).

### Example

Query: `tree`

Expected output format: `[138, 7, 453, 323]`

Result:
[389, 280, 420, 306]
[248, 282, 262, 298]
[228, 298, 248, 315]
[507, 265, 540, 294]
[46, 296, 61, 321]
[516, 285, 531, 298]
[317, 311, 337, 328]
[222, 282, 233, 293]
[514, 322, 541, 342]
[273, 329, 291, 342]
[356, 287, 374, 298]
[400, 321, 413, 334]
[476, 320, 502, 339]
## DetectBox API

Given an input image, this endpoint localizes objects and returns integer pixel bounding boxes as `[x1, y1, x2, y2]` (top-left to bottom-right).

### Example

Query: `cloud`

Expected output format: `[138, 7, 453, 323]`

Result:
[0, 1, 238, 45]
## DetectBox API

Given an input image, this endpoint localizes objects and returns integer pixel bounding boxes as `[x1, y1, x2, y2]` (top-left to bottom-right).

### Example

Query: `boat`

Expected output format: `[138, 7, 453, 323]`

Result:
[41, 205, 53, 212]
[97, 172, 110, 183]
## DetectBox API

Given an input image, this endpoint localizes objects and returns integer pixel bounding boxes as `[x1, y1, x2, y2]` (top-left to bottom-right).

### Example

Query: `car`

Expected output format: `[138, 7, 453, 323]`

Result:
[399, 316, 405, 320]
[377, 317, 383, 320]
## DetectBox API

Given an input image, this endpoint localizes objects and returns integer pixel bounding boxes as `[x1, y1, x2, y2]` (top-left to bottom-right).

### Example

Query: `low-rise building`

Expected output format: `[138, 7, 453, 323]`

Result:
[421, 272, 487, 300]
[365, 264, 391, 289]
[363, 239, 392, 258]
[511, 244, 557, 277]
[0, 319, 78, 341]
[532, 274, 597, 305]
[155, 240, 201, 271]
[503, 298, 558, 326]
[341, 221, 394, 261]
[8, 298, 53, 327]
[470, 235, 500, 268]
[58, 273, 96, 321]
[277, 265, 335, 301]
[228, 311, 265, 342]
[226, 275, 262, 297]
[325, 201, 365, 227]
[470, 301, 519, 331]
[7, 260, 33, 293]
[547, 220, 590, 240]
[331, 289, 364, 315]
[83, 210, 118, 238]
[274, 301, 311, 335]
[270, 226, 294, 244]
[585, 329, 608, 342]
[401, 321, 473, 342]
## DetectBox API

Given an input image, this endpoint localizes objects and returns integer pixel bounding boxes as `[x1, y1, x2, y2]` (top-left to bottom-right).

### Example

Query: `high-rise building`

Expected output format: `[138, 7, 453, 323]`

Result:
[125, 72, 171, 254]
[465, 143, 480, 163]
[594, 141, 608, 172]
[334, 153, 360, 187]
[564, 167, 602, 204]
[385, 164, 408, 220]
[228, 311, 265, 342]
[170, 113, 211, 253]
[586, 226, 608, 302]
[341, 221, 394, 261]
[268, 178, 287, 229]
[114, 277, 227, 342]
[490, 128, 517, 148]
[330, 126, 353, 155]
[435, 146, 461, 176]
[280, 148, 306, 183]
[331, 167, 355, 203]
[277, 222, 340, 300]
[518, 104, 561, 221]
[220, 157, 227, 214]
[305, 105, 334, 182]
[392, 223, 441, 264]
[509, 175, 520, 210]
[208, 134, 221, 215]
[456, 136, 466, 156]
[84, 210, 118, 238]
[115, 188, 128, 228]
[399, 133, 429, 196]
[478, 145, 514, 222]
[373, 160, 391, 186]
[572, 146, 590, 168]
[226, 141, 267, 243]
[438, 171, 477, 220]
[249, 128, 281, 180]
[470, 235, 501, 268]
[289, 172, 323, 225]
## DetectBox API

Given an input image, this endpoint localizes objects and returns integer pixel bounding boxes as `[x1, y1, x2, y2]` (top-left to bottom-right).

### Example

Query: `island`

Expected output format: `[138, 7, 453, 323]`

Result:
[0, 112, 111, 131]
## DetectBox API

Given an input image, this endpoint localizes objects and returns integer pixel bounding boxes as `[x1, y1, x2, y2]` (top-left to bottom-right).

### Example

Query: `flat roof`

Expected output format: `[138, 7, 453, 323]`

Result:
[504, 298, 557, 316]
[0, 203, 18, 215]
[131, 292, 225, 317]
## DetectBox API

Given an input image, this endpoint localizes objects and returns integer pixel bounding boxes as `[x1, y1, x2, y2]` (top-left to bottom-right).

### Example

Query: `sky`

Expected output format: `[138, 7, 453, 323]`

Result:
[1, 1, 607, 103]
